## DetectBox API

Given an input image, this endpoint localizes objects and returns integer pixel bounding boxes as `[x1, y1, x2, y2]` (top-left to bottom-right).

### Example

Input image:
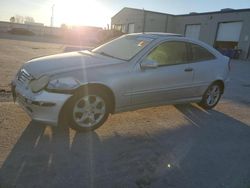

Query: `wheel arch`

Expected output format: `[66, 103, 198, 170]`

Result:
[58, 83, 116, 125]
[74, 83, 116, 113]
[211, 80, 225, 94]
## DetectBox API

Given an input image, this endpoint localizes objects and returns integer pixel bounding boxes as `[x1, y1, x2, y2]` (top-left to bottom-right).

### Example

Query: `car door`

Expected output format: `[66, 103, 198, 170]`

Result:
[187, 42, 218, 97]
[130, 40, 194, 106]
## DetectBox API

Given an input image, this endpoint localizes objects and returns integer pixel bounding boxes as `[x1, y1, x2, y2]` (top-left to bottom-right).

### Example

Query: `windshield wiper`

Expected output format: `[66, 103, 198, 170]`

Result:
[92, 51, 126, 61]
[78, 50, 91, 55]
[97, 51, 117, 59]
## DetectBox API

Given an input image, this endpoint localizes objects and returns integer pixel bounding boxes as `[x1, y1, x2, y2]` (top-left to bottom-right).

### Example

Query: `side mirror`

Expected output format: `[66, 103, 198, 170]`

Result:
[140, 59, 158, 69]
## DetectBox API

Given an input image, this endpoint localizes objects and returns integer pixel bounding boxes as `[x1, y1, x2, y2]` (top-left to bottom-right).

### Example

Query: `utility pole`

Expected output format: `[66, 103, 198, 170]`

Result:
[142, 8, 146, 33]
[50, 4, 55, 27]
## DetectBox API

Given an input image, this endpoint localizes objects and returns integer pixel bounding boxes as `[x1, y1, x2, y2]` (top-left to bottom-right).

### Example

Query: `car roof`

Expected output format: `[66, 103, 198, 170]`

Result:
[127, 32, 183, 39]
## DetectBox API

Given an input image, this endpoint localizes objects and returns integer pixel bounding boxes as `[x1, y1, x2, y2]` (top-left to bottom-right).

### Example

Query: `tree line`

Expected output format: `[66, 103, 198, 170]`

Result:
[9, 15, 35, 24]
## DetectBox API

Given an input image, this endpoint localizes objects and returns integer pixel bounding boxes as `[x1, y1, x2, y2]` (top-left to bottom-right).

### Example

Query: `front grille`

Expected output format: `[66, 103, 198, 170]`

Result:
[17, 68, 33, 86]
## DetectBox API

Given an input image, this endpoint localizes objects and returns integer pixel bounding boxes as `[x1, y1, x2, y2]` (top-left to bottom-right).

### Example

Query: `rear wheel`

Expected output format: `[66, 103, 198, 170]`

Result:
[199, 83, 222, 110]
[69, 89, 110, 131]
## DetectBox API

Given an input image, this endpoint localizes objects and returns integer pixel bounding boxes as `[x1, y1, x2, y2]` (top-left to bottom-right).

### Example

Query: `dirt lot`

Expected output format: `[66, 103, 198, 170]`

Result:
[0, 38, 65, 90]
[0, 38, 250, 188]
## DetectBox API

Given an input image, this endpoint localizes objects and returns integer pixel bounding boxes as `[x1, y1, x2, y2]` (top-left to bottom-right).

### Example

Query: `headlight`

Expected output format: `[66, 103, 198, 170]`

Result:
[46, 77, 80, 91]
[29, 75, 49, 93]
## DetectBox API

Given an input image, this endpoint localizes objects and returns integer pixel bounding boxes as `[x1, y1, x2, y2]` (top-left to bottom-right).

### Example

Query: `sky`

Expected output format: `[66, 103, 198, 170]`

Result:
[0, 0, 249, 28]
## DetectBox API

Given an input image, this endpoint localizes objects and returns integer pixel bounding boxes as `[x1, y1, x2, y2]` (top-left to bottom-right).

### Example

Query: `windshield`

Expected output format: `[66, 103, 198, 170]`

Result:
[92, 35, 154, 61]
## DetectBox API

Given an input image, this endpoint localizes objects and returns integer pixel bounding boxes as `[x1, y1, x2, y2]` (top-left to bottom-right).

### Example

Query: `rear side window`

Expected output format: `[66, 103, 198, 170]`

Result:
[190, 44, 215, 62]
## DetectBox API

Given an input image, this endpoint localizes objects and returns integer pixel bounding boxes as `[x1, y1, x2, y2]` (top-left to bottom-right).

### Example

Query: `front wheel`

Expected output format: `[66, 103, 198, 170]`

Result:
[69, 89, 110, 132]
[199, 83, 222, 110]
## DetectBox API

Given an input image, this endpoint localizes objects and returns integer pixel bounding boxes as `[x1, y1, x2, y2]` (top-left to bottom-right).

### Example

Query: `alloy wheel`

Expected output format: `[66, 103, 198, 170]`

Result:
[206, 85, 221, 107]
[73, 95, 106, 128]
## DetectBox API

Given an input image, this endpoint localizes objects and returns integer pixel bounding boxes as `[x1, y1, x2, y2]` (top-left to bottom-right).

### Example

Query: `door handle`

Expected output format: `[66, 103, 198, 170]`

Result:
[184, 68, 193, 72]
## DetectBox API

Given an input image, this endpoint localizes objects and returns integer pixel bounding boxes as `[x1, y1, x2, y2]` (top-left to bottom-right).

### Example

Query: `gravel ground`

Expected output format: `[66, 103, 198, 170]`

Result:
[0, 36, 91, 91]
[0, 51, 250, 187]
[0, 38, 64, 90]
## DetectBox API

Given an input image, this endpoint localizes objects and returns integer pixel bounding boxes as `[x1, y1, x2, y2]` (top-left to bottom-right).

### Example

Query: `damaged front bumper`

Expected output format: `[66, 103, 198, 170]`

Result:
[11, 81, 72, 125]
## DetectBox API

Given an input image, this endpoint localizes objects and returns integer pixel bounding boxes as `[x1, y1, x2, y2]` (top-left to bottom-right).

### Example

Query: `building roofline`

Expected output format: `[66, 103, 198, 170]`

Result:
[111, 7, 174, 19]
[176, 8, 250, 17]
[112, 7, 250, 19]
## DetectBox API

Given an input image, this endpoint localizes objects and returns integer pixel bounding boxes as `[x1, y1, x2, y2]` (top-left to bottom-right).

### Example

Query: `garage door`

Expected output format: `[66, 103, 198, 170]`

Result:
[185, 24, 201, 40]
[128, 23, 135, 34]
[216, 22, 242, 42]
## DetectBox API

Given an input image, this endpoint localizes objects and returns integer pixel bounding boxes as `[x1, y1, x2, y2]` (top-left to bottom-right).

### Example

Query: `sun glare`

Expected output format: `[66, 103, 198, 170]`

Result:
[55, 0, 110, 27]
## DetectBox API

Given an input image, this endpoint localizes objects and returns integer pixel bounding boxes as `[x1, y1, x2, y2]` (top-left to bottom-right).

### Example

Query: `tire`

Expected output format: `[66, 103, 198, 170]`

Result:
[199, 83, 222, 110]
[68, 88, 110, 132]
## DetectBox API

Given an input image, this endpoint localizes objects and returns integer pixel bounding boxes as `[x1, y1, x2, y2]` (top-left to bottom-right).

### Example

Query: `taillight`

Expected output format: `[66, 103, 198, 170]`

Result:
[228, 59, 231, 71]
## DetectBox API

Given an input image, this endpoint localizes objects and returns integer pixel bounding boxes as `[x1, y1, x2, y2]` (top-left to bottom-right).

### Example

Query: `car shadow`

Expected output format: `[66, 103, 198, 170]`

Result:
[0, 104, 250, 188]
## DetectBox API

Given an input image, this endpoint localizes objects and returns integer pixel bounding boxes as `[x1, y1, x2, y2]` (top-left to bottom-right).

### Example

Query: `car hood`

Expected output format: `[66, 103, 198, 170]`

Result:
[23, 51, 124, 78]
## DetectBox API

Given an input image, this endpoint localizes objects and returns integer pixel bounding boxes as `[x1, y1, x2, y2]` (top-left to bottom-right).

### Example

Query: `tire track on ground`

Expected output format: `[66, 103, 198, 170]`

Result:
[0, 87, 12, 102]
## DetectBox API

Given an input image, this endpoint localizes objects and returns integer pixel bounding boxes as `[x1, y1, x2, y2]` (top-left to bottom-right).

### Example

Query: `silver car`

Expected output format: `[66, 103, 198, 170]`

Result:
[11, 33, 230, 131]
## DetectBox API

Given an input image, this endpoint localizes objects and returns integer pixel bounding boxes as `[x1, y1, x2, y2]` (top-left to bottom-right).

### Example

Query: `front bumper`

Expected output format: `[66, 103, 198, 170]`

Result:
[11, 81, 72, 125]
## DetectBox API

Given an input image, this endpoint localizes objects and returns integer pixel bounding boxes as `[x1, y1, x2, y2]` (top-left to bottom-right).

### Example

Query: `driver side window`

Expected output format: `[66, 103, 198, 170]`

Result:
[146, 41, 188, 66]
